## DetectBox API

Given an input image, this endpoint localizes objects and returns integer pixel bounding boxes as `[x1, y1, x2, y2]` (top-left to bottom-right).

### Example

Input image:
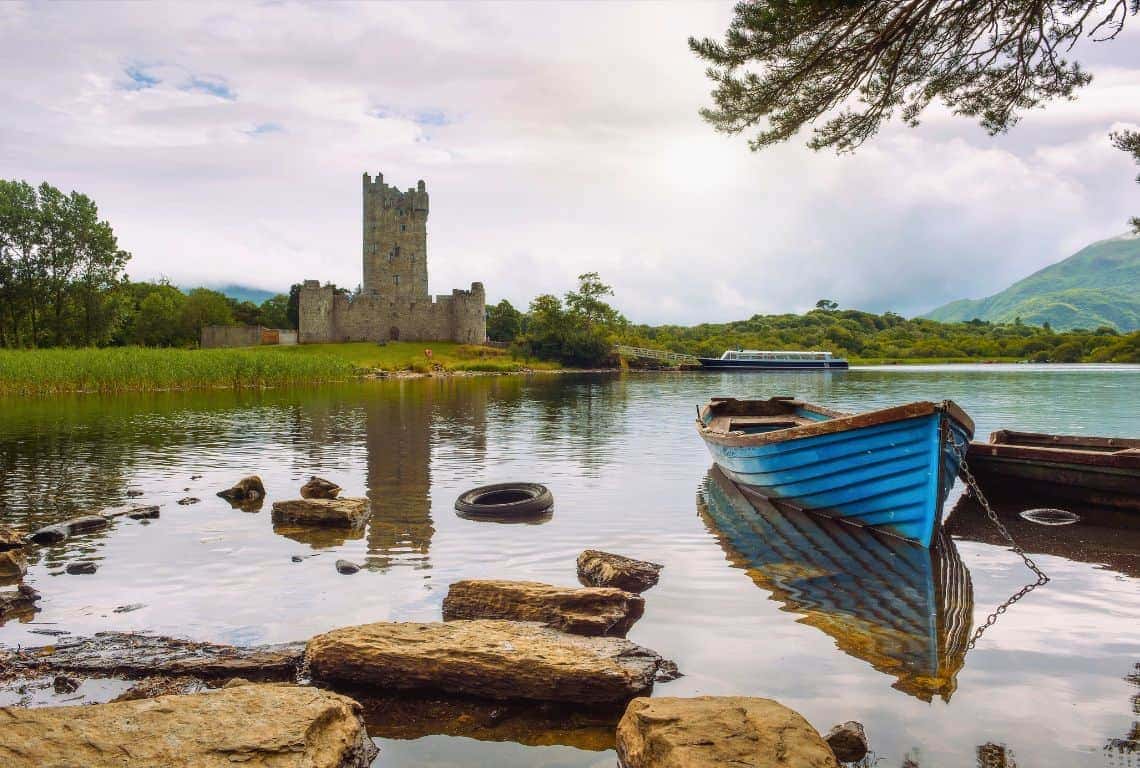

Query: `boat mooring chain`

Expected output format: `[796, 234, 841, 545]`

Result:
[943, 423, 1050, 650]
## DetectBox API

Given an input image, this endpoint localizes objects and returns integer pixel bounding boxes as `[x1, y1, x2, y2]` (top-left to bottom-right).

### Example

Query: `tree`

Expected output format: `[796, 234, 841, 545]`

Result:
[136, 284, 188, 347]
[259, 294, 291, 329]
[690, 1, 1137, 224]
[565, 272, 625, 330]
[286, 283, 302, 330]
[181, 288, 234, 344]
[1113, 129, 1140, 232]
[487, 299, 523, 342]
[0, 179, 130, 347]
[815, 299, 839, 311]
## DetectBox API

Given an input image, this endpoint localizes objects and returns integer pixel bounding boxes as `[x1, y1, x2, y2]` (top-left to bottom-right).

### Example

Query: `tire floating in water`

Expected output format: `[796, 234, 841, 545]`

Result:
[455, 482, 553, 522]
[1019, 508, 1080, 526]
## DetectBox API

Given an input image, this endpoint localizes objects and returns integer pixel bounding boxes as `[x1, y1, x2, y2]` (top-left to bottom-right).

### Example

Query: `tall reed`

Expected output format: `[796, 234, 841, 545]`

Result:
[0, 347, 357, 396]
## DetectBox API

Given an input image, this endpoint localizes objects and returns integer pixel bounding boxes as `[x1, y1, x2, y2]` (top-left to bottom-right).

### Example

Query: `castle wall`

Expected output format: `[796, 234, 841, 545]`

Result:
[299, 172, 486, 345]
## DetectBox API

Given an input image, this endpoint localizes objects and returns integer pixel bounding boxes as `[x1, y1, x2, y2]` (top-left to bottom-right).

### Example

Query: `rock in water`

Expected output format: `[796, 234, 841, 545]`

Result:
[111, 675, 209, 702]
[217, 475, 266, 502]
[616, 696, 839, 768]
[52, 674, 80, 694]
[825, 721, 869, 763]
[3, 632, 305, 681]
[301, 476, 342, 499]
[335, 560, 361, 575]
[28, 515, 110, 545]
[308, 620, 662, 704]
[272, 498, 369, 528]
[0, 683, 377, 768]
[0, 526, 23, 550]
[127, 505, 160, 520]
[0, 549, 27, 580]
[177, 497, 200, 506]
[65, 561, 98, 575]
[577, 550, 663, 593]
[0, 584, 40, 623]
[442, 579, 645, 637]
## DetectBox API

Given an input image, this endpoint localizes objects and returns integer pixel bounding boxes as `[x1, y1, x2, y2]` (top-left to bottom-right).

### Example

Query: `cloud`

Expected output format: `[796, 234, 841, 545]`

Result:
[0, 1, 1137, 323]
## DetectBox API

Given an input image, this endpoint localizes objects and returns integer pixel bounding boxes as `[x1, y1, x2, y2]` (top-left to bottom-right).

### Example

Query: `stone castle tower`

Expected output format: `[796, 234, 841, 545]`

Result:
[299, 171, 486, 344]
[362, 173, 429, 301]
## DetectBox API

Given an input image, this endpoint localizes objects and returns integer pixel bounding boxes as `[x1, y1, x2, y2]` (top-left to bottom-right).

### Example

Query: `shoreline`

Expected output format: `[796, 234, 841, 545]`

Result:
[2, 359, 1138, 398]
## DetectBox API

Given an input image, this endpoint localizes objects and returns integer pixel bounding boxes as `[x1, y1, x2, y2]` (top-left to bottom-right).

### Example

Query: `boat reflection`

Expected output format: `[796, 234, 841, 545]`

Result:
[698, 466, 974, 702]
[945, 494, 1140, 579]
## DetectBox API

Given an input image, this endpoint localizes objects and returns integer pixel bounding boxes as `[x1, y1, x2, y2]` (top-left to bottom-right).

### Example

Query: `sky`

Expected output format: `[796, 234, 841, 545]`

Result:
[1, 1, 1138, 324]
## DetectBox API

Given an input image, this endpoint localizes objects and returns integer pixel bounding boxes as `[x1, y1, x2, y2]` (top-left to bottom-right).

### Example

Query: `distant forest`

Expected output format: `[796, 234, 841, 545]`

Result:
[3, 179, 1137, 363]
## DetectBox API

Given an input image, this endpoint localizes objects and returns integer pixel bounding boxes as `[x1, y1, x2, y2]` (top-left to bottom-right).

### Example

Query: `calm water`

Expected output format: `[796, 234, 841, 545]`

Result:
[1, 365, 1138, 767]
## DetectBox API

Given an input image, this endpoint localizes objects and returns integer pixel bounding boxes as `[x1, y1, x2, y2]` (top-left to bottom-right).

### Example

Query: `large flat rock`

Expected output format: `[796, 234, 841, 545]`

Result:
[271, 498, 368, 527]
[0, 683, 377, 768]
[3, 632, 304, 681]
[442, 579, 644, 636]
[616, 696, 838, 768]
[308, 620, 662, 704]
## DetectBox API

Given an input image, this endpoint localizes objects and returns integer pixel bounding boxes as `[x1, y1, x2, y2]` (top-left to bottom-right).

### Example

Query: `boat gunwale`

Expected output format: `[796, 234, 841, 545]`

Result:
[967, 441, 1140, 470]
[697, 398, 975, 448]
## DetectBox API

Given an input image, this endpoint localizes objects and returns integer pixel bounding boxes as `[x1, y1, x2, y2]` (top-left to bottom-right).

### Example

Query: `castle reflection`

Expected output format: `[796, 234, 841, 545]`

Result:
[362, 379, 488, 572]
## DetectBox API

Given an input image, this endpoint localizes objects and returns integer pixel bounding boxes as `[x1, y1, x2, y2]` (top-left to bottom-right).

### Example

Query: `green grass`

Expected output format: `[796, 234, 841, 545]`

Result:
[0, 346, 357, 396]
[271, 341, 559, 374]
[0, 342, 559, 396]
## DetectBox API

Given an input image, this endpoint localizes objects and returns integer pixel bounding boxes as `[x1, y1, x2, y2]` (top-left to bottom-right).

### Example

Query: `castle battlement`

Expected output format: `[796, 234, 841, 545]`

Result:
[299, 173, 486, 345]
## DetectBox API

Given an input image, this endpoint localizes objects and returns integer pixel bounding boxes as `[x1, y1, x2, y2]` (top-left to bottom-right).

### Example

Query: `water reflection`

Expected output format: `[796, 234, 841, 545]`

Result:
[946, 495, 1140, 578]
[698, 466, 974, 702]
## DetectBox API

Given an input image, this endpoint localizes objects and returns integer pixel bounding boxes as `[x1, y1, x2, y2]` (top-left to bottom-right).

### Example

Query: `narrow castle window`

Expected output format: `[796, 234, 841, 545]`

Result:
[394, 246, 400, 259]
[395, 275, 400, 286]
[400, 224, 406, 232]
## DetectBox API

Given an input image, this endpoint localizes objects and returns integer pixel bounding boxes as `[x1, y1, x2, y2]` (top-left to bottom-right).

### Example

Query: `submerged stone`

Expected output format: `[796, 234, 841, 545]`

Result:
[127, 505, 160, 520]
[577, 550, 663, 593]
[28, 515, 109, 545]
[825, 720, 869, 763]
[0, 549, 27, 580]
[307, 619, 662, 704]
[65, 561, 98, 575]
[301, 476, 342, 499]
[217, 475, 266, 502]
[0, 683, 377, 768]
[272, 498, 368, 528]
[3, 632, 305, 681]
[0, 584, 40, 624]
[442, 579, 645, 637]
[616, 696, 839, 768]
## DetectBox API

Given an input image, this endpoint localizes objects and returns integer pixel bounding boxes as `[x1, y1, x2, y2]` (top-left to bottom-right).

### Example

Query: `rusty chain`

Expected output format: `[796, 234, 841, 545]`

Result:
[943, 420, 1050, 650]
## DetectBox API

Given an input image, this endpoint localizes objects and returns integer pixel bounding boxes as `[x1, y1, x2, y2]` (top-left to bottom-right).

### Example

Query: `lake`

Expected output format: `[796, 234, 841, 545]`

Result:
[1, 364, 1138, 767]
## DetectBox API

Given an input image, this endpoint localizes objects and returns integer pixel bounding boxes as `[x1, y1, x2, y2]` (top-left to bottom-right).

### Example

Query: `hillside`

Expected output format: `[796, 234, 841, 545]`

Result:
[185, 283, 282, 305]
[923, 234, 1140, 331]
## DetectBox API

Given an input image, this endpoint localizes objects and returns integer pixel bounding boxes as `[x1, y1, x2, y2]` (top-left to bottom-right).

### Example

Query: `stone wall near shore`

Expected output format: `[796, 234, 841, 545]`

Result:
[200, 325, 261, 349]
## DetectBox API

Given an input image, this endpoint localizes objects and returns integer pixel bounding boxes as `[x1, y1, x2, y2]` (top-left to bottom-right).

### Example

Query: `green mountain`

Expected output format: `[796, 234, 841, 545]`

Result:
[183, 284, 282, 305]
[923, 234, 1140, 331]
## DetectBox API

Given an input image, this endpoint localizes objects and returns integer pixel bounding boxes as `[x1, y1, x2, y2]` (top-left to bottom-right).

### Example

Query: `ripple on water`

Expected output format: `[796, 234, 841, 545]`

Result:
[0, 368, 1138, 767]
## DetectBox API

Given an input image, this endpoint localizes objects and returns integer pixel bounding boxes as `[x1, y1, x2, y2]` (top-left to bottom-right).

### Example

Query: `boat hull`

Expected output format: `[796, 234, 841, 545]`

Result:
[697, 358, 849, 370]
[966, 432, 1140, 511]
[698, 401, 972, 548]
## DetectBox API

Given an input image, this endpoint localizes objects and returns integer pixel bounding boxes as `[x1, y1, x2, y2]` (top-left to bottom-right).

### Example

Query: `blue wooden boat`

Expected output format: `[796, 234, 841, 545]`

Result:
[696, 396, 974, 547]
[699, 466, 974, 702]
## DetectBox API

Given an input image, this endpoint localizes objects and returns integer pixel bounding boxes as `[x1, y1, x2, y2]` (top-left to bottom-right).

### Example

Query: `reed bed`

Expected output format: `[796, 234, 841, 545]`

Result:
[0, 347, 358, 396]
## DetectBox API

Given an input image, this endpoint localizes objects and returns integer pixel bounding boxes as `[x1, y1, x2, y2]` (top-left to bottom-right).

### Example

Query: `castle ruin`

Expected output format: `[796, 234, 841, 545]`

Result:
[299, 172, 486, 344]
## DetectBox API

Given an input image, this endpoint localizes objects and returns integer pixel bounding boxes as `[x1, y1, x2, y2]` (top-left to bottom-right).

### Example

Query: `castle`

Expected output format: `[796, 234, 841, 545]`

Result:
[298, 172, 486, 344]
